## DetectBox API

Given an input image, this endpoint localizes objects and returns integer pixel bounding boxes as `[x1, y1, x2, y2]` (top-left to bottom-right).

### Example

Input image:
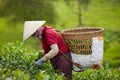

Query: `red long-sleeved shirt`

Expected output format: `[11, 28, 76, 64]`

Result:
[41, 26, 69, 57]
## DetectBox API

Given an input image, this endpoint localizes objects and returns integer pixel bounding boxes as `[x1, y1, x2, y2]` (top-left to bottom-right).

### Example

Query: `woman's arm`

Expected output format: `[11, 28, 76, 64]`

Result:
[41, 44, 59, 61]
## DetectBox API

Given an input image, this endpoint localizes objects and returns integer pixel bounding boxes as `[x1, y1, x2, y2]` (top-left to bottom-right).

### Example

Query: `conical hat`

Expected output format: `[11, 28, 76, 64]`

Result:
[23, 21, 46, 41]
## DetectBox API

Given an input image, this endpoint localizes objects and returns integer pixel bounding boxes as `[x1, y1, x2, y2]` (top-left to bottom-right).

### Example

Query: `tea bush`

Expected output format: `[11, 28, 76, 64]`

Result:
[73, 68, 120, 80]
[0, 42, 64, 80]
[0, 42, 120, 80]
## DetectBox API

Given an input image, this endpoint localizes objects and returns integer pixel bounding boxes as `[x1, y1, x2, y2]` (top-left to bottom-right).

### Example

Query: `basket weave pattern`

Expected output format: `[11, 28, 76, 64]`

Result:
[61, 28, 103, 55]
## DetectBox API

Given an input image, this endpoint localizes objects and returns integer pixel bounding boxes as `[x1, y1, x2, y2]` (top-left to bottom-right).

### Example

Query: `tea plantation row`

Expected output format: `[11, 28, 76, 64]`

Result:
[0, 42, 120, 80]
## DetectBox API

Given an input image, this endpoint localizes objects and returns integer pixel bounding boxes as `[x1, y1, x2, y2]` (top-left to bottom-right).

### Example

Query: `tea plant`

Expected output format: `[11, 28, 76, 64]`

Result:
[0, 42, 64, 80]
[0, 42, 120, 80]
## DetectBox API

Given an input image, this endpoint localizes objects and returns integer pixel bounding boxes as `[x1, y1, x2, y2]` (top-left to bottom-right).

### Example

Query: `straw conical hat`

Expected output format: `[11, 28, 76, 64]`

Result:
[23, 21, 46, 41]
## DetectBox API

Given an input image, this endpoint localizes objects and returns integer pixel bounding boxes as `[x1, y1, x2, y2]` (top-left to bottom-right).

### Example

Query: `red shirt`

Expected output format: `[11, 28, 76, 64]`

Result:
[41, 26, 69, 57]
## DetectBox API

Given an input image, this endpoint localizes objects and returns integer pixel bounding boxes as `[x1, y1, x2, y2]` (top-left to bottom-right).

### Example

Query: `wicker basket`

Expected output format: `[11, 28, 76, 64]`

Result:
[61, 28, 104, 55]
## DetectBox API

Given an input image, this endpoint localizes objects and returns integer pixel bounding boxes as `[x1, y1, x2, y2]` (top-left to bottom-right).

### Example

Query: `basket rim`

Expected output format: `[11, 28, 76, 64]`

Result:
[61, 27, 104, 35]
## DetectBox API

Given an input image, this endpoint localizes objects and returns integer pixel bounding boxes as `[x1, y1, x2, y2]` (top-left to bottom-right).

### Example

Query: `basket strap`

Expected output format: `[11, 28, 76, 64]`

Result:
[59, 50, 83, 70]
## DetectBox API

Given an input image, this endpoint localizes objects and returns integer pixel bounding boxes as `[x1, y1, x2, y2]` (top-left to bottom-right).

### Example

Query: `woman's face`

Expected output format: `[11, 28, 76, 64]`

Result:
[31, 27, 43, 39]
[32, 31, 38, 37]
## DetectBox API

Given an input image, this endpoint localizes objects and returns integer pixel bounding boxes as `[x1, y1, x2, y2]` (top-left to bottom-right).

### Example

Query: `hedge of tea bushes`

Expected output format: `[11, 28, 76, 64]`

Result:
[0, 42, 120, 80]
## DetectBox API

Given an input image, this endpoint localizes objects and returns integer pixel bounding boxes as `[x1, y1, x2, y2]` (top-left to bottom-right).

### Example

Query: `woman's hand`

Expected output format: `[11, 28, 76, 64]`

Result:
[35, 58, 45, 68]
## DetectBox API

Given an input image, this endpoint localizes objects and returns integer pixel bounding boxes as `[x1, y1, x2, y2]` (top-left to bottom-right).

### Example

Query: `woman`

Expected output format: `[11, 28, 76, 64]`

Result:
[23, 21, 72, 80]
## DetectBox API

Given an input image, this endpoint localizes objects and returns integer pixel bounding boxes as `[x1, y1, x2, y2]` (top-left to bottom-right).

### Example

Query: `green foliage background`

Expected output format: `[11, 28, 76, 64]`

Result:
[0, 0, 120, 79]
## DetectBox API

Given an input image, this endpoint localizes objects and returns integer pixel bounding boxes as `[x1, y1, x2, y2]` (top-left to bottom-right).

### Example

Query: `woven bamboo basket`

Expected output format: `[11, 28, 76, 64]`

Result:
[61, 28, 104, 55]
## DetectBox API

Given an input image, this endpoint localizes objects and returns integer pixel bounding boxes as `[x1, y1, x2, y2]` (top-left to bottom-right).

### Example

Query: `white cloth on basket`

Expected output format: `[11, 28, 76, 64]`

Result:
[71, 37, 103, 71]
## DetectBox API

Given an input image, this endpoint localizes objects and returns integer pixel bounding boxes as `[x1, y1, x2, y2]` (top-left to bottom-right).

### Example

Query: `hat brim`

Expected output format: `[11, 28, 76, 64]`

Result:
[23, 21, 46, 41]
